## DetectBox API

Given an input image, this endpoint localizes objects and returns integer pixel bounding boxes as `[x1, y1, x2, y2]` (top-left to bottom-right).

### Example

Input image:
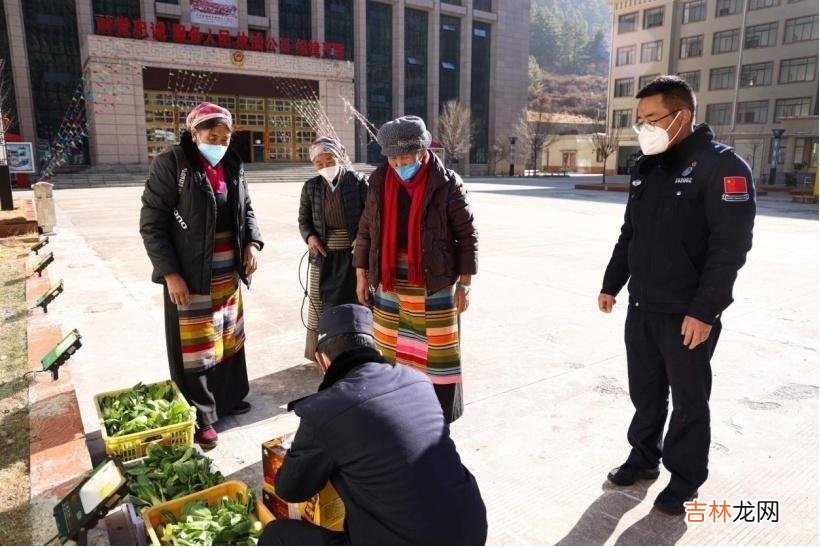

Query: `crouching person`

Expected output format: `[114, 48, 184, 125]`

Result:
[260, 304, 487, 546]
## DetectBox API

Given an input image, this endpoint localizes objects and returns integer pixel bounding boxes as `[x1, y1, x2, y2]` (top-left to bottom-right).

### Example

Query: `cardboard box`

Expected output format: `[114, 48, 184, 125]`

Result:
[262, 437, 346, 532]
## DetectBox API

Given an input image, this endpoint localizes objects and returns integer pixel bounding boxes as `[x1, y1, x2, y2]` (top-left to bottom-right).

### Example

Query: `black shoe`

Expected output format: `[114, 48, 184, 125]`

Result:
[653, 484, 698, 515]
[229, 400, 252, 415]
[607, 463, 661, 486]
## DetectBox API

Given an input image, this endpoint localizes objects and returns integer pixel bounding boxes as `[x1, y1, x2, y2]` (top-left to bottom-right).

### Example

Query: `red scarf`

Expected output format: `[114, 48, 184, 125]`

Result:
[381, 151, 430, 292]
[198, 155, 227, 195]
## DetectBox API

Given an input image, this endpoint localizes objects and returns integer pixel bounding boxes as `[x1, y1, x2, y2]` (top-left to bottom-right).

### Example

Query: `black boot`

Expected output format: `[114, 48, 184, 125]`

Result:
[607, 463, 660, 486]
[653, 484, 698, 515]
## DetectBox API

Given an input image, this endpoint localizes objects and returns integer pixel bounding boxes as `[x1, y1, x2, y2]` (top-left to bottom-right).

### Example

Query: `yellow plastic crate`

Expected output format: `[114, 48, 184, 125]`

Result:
[144, 481, 273, 546]
[94, 380, 195, 462]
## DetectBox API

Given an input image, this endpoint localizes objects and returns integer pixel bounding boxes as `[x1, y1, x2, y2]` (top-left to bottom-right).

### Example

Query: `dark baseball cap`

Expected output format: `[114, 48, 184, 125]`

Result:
[317, 304, 374, 347]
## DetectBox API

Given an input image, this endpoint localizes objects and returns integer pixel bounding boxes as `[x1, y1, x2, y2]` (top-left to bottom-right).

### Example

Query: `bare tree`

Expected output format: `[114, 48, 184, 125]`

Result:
[513, 107, 557, 175]
[591, 125, 621, 185]
[438, 100, 473, 173]
[488, 135, 511, 176]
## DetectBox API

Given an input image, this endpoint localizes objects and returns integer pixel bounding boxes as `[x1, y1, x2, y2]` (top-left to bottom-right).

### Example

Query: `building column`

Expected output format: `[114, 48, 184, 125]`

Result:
[238, 0, 249, 33]
[354, 0, 368, 160]
[3, 0, 36, 143]
[427, 1, 440, 137]
[459, 0, 473, 174]
[141, 0, 156, 25]
[268, 0, 279, 37]
[180, 0, 192, 26]
[312, 0, 325, 42]
[392, 0, 405, 119]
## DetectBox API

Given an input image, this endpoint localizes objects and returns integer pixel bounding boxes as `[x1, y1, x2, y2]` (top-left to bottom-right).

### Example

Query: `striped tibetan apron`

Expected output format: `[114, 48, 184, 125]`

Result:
[177, 230, 246, 372]
[373, 252, 462, 386]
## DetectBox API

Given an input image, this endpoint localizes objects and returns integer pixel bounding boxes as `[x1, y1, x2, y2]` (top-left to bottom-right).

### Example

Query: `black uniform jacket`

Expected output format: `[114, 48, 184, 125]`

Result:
[602, 124, 755, 324]
[139, 132, 264, 295]
[275, 347, 488, 546]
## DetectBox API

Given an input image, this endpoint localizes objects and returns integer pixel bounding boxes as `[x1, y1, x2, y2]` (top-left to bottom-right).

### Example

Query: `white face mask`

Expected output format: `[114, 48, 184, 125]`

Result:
[318, 165, 340, 186]
[636, 111, 683, 156]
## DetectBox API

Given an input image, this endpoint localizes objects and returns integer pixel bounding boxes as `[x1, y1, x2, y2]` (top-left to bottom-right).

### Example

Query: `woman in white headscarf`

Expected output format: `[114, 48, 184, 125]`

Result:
[298, 137, 369, 362]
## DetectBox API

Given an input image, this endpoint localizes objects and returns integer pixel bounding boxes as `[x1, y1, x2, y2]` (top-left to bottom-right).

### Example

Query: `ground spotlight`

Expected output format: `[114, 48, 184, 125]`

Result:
[35, 279, 64, 313]
[41, 328, 82, 380]
[30, 236, 50, 254]
[31, 252, 54, 277]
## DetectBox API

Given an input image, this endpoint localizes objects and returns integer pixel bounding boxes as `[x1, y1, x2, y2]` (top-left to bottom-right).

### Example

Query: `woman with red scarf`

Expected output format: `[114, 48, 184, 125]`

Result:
[353, 116, 478, 423]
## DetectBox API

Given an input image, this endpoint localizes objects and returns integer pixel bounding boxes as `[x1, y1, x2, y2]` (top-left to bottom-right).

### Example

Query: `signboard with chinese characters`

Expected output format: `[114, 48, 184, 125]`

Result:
[7, 142, 36, 173]
[191, 0, 239, 29]
[92, 16, 346, 60]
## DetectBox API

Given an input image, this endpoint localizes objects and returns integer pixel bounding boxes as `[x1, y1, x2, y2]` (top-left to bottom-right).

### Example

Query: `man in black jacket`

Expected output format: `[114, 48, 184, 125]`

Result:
[260, 304, 487, 545]
[598, 76, 755, 514]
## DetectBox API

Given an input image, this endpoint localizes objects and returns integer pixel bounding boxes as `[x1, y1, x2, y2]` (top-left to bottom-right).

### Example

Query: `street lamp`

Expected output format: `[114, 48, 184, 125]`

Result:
[508, 137, 516, 177]
[769, 128, 786, 186]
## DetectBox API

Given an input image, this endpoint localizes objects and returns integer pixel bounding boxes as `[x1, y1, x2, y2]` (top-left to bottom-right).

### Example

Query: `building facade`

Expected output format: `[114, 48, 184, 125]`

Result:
[1, 0, 529, 172]
[607, 0, 818, 182]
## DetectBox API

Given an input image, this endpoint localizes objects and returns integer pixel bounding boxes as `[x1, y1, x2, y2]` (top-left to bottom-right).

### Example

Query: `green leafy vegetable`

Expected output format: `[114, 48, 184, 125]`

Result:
[124, 445, 225, 510]
[100, 382, 193, 437]
[155, 490, 265, 546]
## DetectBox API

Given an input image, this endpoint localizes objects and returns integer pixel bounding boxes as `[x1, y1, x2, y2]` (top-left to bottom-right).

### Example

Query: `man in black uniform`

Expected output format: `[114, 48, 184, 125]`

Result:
[598, 76, 755, 514]
[260, 304, 487, 545]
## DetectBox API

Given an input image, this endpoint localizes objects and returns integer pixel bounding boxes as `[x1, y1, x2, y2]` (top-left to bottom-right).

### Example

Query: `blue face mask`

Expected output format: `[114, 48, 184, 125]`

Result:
[394, 160, 422, 181]
[197, 143, 228, 166]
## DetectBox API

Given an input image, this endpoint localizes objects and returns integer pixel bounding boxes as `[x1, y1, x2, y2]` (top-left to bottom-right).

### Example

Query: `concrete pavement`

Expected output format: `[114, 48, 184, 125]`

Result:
[27, 178, 819, 544]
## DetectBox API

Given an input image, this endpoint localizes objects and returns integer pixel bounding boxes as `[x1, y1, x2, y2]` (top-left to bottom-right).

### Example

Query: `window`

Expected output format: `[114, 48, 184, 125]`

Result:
[366, 0, 392, 160]
[639, 74, 659, 89]
[280, 0, 311, 41]
[439, 15, 461, 110]
[779, 57, 817, 83]
[678, 70, 701, 91]
[405, 8, 428, 120]
[23, 0, 86, 164]
[325, 0, 354, 60]
[774, 97, 813, 121]
[736, 100, 769, 124]
[745, 22, 777, 48]
[792, 137, 817, 168]
[748, 0, 779, 9]
[784, 15, 818, 44]
[680, 35, 703, 58]
[682, 1, 706, 24]
[616, 45, 635, 66]
[740, 62, 773, 87]
[618, 12, 638, 33]
[248, 0, 266, 17]
[471, 21, 492, 163]
[713, 29, 739, 54]
[710, 66, 736, 90]
[92, 0, 140, 18]
[614, 78, 634, 97]
[643, 7, 664, 28]
[238, 113, 265, 127]
[706, 103, 733, 125]
[473, 0, 492, 11]
[613, 109, 632, 128]
[716, 0, 742, 16]
[238, 97, 264, 111]
[641, 40, 662, 63]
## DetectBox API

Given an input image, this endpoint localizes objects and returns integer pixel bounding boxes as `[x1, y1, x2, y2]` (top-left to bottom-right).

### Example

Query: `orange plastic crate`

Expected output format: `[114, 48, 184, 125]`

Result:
[143, 481, 274, 546]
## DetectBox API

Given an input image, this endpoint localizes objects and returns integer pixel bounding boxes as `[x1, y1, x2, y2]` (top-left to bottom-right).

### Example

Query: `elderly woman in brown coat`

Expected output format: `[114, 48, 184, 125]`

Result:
[354, 115, 478, 423]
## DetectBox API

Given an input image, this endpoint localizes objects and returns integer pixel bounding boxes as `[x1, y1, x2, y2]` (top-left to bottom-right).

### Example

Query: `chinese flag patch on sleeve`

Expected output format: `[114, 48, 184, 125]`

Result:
[724, 176, 749, 194]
